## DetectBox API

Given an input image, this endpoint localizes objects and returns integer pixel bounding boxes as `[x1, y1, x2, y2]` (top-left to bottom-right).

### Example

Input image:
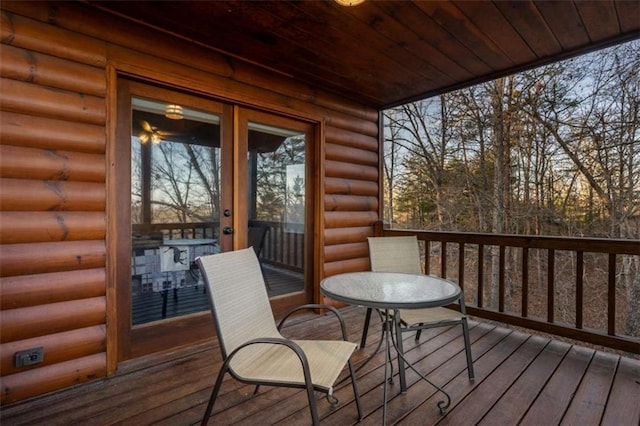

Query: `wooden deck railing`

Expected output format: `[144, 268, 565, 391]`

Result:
[377, 223, 639, 354]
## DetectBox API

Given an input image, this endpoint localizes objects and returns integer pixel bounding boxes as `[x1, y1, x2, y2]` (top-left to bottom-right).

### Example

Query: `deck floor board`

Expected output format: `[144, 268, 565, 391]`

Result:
[2, 305, 638, 426]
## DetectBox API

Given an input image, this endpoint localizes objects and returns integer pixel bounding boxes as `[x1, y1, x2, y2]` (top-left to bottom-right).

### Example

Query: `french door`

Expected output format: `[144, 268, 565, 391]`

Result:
[115, 80, 314, 361]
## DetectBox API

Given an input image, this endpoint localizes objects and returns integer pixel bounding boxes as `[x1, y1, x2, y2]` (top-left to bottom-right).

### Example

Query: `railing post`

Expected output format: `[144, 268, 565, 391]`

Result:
[576, 251, 584, 329]
[547, 249, 555, 323]
[498, 246, 505, 313]
[522, 247, 529, 318]
[477, 244, 484, 308]
[458, 243, 465, 294]
[608, 253, 616, 336]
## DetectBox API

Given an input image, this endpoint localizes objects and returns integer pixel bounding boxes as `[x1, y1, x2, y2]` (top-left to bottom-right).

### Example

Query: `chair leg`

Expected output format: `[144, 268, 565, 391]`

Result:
[461, 318, 474, 380]
[305, 381, 320, 425]
[414, 323, 425, 342]
[348, 359, 363, 420]
[360, 308, 373, 349]
[201, 364, 229, 425]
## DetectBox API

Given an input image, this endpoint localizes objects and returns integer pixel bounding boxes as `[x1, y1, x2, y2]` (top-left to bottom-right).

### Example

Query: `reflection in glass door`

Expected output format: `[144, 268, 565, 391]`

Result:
[247, 122, 307, 298]
[130, 97, 221, 325]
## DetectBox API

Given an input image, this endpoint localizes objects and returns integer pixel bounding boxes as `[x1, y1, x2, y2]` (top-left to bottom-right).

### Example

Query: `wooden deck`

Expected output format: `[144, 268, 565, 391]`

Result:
[2, 306, 638, 426]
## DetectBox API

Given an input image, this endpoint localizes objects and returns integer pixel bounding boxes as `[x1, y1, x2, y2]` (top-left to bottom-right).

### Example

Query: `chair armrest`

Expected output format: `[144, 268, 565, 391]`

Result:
[277, 304, 350, 341]
[225, 337, 313, 383]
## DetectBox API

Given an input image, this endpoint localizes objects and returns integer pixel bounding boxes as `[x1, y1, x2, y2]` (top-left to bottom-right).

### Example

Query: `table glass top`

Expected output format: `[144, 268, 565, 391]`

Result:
[321, 271, 461, 309]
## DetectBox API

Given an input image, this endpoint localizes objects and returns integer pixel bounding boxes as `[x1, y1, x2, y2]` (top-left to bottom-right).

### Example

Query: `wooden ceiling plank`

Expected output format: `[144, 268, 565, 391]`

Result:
[163, 1, 395, 105]
[494, 0, 562, 58]
[380, 1, 494, 76]
[246, 1, 422, 101]
[357, 2, 472, 85]
[534, 0, 590, 50]
[412, 1, 514, 71]
[292, 1, 455, 88]
[453, 0, 537, 65]
[614, 0, 640, 34]
[576, 1, 622, 42]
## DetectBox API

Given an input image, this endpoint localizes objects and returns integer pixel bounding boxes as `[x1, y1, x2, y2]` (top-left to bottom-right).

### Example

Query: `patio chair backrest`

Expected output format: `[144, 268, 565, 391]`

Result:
[368, 236, 422, 274]
[197, 248, 280, 358]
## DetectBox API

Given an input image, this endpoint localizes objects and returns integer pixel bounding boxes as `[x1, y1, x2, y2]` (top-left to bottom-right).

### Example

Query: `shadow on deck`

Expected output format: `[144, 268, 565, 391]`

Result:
[2, 306, 638, 425]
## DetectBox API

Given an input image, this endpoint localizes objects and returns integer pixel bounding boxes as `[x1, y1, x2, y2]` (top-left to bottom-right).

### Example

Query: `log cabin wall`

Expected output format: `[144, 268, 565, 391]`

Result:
[0, 1, 379, 403]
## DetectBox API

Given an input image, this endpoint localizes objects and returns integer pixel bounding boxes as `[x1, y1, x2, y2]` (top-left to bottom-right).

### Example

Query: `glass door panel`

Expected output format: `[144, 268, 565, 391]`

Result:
[131, 97, 221, 325]
[246, 120, 308, 298]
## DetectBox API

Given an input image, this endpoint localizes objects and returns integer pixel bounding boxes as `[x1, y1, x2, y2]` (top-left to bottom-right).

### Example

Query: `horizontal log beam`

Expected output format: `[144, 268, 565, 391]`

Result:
[324, 177, 378, 196]
[324, 194, 378, 212]
[0, 353, 106, 404]
[0, 178, 105, 211]
[1, 78, 105, 125]
[324, 211, 379, 229]
[324, 112, 378, 137]
[0, 268, 105, 309]
[1, 297, 106, 342]
[324, 242, 369, 263]
[0, 111, 105, 154]
[0, 43, 105, 96]
[0, 325, 105, 375]
[325, 142, 378, 166]
[0, 145, 105, 182]
[323, 257, 370, 278]
[0, 240, 106, 277]
[324, 226, 375, 246]
[0, 212, 106, 244]
[0, 10, 107, 67]
[325, 160, 378, 181]
[325, 126, 378, 152]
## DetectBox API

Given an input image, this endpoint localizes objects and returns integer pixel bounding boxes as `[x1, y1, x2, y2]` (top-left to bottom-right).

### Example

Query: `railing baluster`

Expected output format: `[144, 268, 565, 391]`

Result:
[576, 251, 584, 329]
[458, 243, 465, 294]
[547, 249, 555, 323]
[499, 245, 505, 313]
[608, 253, 616, 336]
[424, 240, 431, 275]
[441, 241, 447, 278]
[522, 247, 529, 318]
[478, 244, 484, 308]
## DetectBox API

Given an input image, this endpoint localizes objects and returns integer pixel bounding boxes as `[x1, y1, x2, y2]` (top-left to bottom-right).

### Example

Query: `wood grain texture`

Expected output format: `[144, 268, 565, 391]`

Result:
[323, 241, 369, 263]
[1, 78, 105, 125]
[0, 325, 105, 375]
[0, 111, 105, 154]
[0, 43, 106, 96]
[324, 194, 378, 212]
[0, 268, 105, 309]
[0, 240, 106, 277]
[0, 296, 106, 342]
[0, 145, 105, 182]
[324, 226, 375, 246]
[0, 178, 105, 211]
[0, 9, 107, 67]
[0, 211, 106, 244]
[324, 177, 378, 196]
[0, 353, 106, 404]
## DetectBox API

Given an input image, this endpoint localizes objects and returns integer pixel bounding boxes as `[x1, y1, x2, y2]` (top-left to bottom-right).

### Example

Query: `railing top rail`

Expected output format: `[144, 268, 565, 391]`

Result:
[384, 228, 640, 255]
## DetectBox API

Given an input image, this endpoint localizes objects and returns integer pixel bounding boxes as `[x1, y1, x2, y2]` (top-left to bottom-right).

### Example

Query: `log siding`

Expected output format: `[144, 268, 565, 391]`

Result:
[0, 1, 378, 403]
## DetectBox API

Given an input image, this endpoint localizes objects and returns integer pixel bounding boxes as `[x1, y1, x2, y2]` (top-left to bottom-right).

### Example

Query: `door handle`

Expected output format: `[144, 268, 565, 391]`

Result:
[223, 226, 234, 235]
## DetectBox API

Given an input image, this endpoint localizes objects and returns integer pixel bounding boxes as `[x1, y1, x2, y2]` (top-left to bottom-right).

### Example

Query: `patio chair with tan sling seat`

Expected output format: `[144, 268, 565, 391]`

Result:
[360, 236, 475, 380]
[197, 247, 363, 425]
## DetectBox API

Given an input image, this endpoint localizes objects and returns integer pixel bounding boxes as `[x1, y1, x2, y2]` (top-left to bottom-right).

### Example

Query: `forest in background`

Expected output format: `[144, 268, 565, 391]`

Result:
[382, 40, 639, 341]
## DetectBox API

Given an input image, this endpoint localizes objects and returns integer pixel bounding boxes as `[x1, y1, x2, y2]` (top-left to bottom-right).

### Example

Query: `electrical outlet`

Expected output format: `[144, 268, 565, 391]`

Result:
[15, 347, 44, 367]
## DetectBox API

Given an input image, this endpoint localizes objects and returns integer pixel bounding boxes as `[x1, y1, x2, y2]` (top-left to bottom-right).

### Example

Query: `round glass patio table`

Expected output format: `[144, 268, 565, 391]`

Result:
[320, 271, 461, 425]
